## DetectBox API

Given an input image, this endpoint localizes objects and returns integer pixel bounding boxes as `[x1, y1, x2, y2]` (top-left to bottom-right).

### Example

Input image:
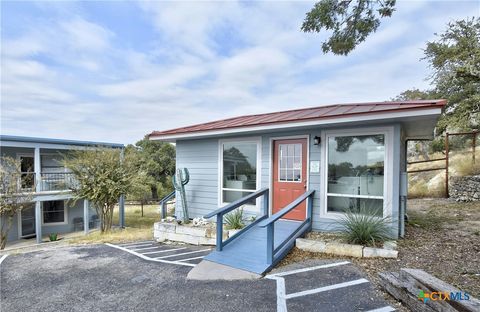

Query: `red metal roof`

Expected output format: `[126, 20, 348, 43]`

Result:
[149, 100, 446, 138]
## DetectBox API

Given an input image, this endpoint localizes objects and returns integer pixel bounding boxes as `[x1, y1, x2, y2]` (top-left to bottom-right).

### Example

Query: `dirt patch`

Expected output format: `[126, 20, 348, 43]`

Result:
[279, 198, 480, 311]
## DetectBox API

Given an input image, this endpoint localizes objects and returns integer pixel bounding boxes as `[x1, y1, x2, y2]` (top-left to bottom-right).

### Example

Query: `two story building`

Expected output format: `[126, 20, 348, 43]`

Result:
[0, 135, 125, 245]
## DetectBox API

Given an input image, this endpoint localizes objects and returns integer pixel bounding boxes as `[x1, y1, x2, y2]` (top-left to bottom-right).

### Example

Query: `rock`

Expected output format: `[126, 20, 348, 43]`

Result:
[154, 222, 176, 233]
[296, 238, 326, 253]
[383, 240, 397, 250]
[363, 247, 398, 258]
[325, 242, 363, 258]
[450, 175, 480, 201]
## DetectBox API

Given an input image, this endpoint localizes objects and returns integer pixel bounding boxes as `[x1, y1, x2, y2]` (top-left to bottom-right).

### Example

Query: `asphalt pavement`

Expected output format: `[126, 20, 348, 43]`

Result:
[0, 243, 394, 312]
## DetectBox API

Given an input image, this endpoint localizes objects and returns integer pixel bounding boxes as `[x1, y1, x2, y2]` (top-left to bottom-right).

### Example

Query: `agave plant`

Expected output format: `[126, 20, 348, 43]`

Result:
[224, 208, 245, 230]
[338, 206, 391, 247]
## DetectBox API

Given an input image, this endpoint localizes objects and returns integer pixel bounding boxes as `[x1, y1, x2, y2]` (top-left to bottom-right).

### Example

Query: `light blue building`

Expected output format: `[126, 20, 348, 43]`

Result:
[0, 135, 125, 245]
[150, 100, 446, 240]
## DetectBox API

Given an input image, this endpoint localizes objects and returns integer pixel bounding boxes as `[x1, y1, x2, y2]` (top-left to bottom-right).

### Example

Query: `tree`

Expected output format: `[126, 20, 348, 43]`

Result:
[392, 88, 433, 101]
[127, 137, 175, 200]
[0, 157, 34, 249]
[394, 18, 480, 155]
[424, 18, 480, 134]
[64, 148, 145, 232]
[302, 0, 396, 55]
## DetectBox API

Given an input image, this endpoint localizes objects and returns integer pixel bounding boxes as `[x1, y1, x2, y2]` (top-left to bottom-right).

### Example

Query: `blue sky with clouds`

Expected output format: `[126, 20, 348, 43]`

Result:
[1, 1, 479, 144]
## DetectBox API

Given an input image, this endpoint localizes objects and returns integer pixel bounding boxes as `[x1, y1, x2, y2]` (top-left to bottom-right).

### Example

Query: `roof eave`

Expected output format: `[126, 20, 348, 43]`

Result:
[149, 106, 443, 142]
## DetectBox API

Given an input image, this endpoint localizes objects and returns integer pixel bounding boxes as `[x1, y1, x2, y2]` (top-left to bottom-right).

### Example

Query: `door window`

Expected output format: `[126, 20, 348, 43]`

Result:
[278, 143, 302, 182]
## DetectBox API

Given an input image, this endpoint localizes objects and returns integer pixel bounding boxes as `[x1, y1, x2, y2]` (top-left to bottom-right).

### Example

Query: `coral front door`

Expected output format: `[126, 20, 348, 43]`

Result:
[272, 138, 308, 221]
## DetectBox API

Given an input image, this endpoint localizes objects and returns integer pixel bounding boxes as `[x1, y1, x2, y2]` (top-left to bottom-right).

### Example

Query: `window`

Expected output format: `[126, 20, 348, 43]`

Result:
[326, 134, 385, 216]
[18, 154, 35, 190]
[221, 139, 260, 206]
[43, 200, 66, 224]
[279, 143, 302, 182]
[41, 154, 64, 173]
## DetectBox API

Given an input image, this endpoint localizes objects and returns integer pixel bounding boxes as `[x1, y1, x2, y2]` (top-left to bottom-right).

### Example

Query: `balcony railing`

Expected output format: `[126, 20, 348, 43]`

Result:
[39, 172, 76, 192]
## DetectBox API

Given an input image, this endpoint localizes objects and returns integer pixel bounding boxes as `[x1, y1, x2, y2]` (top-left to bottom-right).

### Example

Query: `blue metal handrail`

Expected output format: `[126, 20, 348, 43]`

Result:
[159, 190, 176, 218]
[204, 188, 269, 251]
[258, 189, 315, 265]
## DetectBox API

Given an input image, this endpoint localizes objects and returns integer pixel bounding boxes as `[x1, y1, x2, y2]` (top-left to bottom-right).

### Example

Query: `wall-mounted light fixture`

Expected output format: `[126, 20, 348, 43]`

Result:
[313, 136, 321, 146]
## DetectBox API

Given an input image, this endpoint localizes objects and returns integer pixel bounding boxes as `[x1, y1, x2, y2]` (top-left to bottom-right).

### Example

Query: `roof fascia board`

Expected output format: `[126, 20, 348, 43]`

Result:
[150, 108, 442, 142]
[0, 141, 119, 150]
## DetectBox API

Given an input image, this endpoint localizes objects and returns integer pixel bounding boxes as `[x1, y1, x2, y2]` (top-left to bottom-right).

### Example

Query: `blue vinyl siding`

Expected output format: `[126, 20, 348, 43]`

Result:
[175, 139, 219, 219]
[174, 124, 402, 238]
[3, 199, 96, 242]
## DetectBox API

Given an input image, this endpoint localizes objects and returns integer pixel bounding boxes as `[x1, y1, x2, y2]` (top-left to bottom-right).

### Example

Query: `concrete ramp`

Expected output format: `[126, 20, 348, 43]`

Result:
[187, 260, 262, 280]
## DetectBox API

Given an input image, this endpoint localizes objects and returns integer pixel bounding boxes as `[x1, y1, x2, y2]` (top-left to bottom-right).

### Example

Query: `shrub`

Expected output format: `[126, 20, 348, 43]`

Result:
[49, 233, 58, 241]
[338, 207, 391, 247]
[453, 154, 480, 176]
[225, 208, 245, 230]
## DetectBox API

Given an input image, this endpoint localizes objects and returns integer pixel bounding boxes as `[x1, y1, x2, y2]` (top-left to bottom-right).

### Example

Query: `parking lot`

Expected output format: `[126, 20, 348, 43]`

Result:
[106, 240, 213, 266]
[0, 242, 394, 312]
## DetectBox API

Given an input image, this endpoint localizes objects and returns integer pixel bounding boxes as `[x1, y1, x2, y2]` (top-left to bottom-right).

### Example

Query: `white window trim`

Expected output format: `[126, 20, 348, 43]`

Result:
[320, 127, 394, 220]
[218, 137, 262, 213]
[41, 200, 68, 226]
[268, 135, 310, 217]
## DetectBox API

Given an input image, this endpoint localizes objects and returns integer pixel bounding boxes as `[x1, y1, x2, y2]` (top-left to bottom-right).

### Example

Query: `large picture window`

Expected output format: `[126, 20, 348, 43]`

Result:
[221, 140, 259, 206]
[326, 134, 385, 216]
[43, 200, 66, 224]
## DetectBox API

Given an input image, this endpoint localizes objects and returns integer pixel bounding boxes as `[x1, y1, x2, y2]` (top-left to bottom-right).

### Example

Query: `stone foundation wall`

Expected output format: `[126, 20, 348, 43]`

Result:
[449, 175, 480, 201]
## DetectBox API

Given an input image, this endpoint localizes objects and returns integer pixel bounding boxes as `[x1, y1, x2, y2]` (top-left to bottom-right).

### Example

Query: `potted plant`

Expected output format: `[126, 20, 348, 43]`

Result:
[49, 233, 58, 242]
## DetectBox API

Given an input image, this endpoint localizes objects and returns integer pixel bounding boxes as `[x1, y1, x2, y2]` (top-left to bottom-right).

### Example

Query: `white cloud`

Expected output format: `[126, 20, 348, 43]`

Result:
[59, 17, 113, 52]
[1, 0, 478, 143]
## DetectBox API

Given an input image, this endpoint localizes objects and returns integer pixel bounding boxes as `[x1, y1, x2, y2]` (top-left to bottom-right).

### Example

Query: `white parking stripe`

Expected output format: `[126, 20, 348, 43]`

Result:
[121, 243, 153, 248]
[154, 249, 211, 259]
[269, 261, 351, 277]
[119, 241, 153, 247]
[0, 254, 8, 267]
[176, 256, 205, 262]
[366, 306, 395, 312]
[105, 243, 195, 267]
[285, 278, 369, 299]
[266, 275, 287, 312]
[131, 246, 162, 251]
[141, 248, 187, 255]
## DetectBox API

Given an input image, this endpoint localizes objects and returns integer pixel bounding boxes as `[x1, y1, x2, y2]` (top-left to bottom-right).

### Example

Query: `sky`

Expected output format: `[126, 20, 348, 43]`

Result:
[1, 1, 479, 144]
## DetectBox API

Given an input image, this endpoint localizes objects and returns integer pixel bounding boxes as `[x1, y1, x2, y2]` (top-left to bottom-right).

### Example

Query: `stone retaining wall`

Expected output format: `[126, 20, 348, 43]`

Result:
[154, 222, 240, 246]
[449, 175, 480, 201]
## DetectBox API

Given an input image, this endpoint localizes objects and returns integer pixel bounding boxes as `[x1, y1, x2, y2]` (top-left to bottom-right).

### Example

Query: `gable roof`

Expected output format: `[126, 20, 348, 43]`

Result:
[149, 100, 446, 140]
